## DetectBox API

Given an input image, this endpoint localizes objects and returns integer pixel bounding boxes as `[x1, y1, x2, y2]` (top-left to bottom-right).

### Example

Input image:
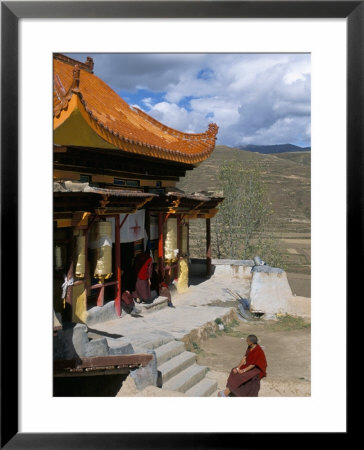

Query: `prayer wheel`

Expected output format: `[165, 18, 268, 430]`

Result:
[55, 245, 63, 270]
[89, 221, 113, 283]
[74, 233, 86, 278]
[164, 218, 178, 262]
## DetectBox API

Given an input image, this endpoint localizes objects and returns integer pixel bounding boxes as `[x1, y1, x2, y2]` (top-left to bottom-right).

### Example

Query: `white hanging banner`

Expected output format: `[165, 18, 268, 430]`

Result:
[120, 209, 145, 243]
[106, 210, 146, 243]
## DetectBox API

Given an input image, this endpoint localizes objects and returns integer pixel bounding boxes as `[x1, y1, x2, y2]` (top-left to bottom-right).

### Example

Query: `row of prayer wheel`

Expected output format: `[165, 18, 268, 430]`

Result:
[56, 218, 188, 281]
[55, 222, 113, 283]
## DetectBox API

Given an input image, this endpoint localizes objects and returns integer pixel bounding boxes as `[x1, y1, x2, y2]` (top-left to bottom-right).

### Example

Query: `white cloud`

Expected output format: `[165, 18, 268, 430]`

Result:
[69, 53, 311, 147]
[142, 97, 153, 108]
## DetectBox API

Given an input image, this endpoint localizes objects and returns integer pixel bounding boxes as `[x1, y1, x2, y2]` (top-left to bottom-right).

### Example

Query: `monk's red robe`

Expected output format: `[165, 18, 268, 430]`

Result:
[132, 253, 153, 301]
[138, 258, 152, 280]
[239, 344, 267, 380]
[226, 344, 267, 397]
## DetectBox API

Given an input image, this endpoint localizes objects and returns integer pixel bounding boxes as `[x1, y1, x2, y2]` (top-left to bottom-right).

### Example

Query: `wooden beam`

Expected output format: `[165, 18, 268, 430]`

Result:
[54, 152, 186, 179]
[90, 281, 118, 290]
[53, 146, 68, 153]
[53, 367, 131, 377]
[53, 353, 153, 377]
[54, 163, 181, 181]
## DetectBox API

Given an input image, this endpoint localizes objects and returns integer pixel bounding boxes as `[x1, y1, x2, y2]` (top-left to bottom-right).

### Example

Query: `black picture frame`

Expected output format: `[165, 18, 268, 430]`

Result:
[1, 1, 357, 448]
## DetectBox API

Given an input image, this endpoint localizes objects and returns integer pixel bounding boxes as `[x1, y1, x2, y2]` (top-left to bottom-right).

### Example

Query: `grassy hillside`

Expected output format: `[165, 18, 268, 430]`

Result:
[275, 151, 311, 167]
[177, 145, 311, 276]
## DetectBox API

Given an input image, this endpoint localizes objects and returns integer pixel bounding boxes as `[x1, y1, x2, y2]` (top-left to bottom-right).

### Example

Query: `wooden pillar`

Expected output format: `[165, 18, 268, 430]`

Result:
[63, 227, 75, 322]
[64, 261, 74, 322]
[97, 286, 105, 307]
[206, 218, 212, 277]
[158, 212, 164, 278]
[115, 214, 121, 317]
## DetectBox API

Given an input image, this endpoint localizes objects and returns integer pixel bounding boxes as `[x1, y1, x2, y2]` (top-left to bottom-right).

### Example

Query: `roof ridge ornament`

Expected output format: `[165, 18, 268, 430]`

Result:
[85, 56, 94, 73]
[53, 64, 81, 117]
[207, 123, 219, 137]
[54, 53, 94, 73]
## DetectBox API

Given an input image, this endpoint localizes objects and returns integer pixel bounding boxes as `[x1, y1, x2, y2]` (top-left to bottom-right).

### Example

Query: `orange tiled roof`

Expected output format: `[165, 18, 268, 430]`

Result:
[53, 54, 218, 164]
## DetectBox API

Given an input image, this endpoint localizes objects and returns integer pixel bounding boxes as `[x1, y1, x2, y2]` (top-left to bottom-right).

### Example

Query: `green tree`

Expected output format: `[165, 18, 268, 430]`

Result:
[213, 158, 284, 266]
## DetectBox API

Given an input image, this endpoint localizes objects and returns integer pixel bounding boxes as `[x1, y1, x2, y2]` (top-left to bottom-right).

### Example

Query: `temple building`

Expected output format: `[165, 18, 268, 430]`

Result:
[53, 53, 223, 324]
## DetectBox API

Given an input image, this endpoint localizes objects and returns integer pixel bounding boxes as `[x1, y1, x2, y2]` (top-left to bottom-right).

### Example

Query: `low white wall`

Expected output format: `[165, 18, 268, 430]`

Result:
[191, 259, 310, 318]
[250, 267, 292, 316]
[212, 259, 254, 280]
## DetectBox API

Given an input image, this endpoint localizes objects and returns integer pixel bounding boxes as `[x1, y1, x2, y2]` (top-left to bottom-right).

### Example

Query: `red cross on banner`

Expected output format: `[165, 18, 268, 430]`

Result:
[120, 209, 145, 243]
[130, 219, 141, 237]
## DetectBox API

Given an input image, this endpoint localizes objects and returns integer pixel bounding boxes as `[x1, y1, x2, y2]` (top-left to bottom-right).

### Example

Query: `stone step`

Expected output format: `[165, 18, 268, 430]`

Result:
[137, 296, 169, 314]
[106, 338, 135, 356]
[162, 364, 207, 393]
[184, 377, 218, 397]
[158, 351, 196, 385]
[211, 389, 220, 397]
[130, 334, 175, 353]
[155, 340, 186, 366]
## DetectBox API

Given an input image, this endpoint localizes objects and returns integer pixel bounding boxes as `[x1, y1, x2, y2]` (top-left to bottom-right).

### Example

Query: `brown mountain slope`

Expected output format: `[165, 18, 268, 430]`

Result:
[177, 145, 311, 276]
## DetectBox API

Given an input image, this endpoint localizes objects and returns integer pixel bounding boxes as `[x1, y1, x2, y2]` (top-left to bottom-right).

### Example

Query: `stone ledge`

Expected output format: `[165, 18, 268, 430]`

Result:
[86, 301, 118, 326]
[252, 265, 284, 274]
[212, 259, 254, 266]
[138, 296, 169, 314]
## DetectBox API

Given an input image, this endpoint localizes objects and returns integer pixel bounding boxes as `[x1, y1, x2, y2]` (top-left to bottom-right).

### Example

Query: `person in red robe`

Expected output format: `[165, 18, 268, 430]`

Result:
[150, 263, 175, 308]
[132, 251, 153, 303]
[121, 290, 141, 316]
[218, 334, 267, 397]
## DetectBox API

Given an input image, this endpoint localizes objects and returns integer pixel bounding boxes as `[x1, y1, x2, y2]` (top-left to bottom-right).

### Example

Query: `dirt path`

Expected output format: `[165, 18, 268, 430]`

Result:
[195, 317, 311, 397]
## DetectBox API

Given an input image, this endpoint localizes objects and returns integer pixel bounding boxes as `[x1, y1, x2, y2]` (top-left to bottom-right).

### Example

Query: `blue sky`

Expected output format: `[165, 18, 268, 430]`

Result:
[66, 53, 311, 148]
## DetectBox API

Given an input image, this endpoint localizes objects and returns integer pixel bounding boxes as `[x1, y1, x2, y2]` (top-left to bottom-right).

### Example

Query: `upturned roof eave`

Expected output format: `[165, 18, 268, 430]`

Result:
[53, 57, 219, 165]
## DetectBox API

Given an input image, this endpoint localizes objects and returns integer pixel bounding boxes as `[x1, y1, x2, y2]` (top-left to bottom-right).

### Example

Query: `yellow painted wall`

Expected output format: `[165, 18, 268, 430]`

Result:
[54, 106, 118, 149]
[72, 282, 87, 324]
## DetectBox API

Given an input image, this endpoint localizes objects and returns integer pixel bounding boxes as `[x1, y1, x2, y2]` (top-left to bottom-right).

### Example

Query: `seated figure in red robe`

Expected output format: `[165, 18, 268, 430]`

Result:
[132, 251, 153, 303]
[218, 334, 267, 397]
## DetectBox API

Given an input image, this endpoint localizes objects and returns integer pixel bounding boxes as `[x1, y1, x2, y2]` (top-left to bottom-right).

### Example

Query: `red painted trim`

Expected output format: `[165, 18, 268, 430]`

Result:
[97, 286, 104, 307]
[158, 212, 164, 278]
[91, 281, 118, 290]
[119, 213, 129, 230]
